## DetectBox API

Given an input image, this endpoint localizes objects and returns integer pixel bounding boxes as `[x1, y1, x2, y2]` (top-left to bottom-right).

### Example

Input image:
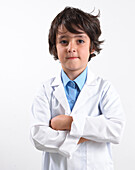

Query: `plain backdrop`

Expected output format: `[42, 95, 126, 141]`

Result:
[0, 0, 134, 169]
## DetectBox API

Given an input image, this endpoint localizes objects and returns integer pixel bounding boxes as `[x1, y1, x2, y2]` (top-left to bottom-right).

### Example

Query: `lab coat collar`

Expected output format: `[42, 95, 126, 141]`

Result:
[85, 69, 98, 86]
[51, 68, 98, 114]
[51, 71, 70, 114]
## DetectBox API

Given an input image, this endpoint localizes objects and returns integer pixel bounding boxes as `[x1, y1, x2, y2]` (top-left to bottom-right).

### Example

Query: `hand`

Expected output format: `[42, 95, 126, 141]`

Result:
[50, 115, 73, 131]
[78, 137, 88, 144]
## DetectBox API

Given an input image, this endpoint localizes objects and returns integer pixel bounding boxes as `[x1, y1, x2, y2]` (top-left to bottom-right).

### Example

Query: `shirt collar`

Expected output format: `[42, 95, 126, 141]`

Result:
[61, 67, 88, 90]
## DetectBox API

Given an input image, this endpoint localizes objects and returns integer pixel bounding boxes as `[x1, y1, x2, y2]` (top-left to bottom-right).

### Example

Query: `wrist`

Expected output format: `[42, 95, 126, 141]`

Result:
[68, 116, 73, 130]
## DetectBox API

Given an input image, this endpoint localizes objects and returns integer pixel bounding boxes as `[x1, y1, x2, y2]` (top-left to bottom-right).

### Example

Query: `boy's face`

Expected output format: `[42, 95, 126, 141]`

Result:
[56, 25, 92, 79]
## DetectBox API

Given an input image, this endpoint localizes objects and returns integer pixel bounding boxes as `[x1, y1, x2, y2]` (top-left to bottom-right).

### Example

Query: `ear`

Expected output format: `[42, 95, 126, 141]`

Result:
[90, 49, 95, 54]
[89, 49, 95, 55]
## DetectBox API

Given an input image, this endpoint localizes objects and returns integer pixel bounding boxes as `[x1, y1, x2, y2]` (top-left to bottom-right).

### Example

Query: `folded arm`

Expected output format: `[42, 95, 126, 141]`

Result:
[30, 85, 68, 154]
[50, 115, 88, 144]
[50, 83, 126, 145]
[69, 83, 126, 144]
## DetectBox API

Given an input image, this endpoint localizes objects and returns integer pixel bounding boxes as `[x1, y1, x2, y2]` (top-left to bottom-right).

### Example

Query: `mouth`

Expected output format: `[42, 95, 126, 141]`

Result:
[66, 57, 79, 59]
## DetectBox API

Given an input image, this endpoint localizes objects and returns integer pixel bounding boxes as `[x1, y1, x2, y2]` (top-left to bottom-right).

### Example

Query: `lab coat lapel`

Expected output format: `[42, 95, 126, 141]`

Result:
[51, 73, 70, 114]
[71, 70, 97, 114]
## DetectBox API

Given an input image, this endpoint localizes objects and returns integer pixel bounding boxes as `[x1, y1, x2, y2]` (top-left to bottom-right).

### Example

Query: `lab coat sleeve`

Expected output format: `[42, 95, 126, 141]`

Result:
[30, 84, 67, 154]
[58, 132, 80, 158]
[70, 82, 126, 144]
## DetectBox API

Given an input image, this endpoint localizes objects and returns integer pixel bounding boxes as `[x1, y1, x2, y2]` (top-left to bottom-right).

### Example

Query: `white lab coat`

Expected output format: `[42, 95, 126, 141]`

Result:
[30, 70, 125, 170]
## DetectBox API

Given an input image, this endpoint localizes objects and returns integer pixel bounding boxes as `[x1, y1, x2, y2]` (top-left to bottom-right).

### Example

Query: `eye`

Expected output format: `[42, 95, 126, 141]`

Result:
[77, 39, 84, 44]
[60, 40, 68, 45]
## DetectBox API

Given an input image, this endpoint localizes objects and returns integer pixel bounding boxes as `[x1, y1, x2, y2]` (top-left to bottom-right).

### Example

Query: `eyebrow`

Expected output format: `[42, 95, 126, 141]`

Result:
[58, 34, 87, 40]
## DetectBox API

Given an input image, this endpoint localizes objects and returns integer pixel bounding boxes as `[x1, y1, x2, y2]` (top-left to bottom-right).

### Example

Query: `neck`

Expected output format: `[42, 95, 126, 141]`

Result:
[66, 72, 79, 80]
[63, 67, 87, 80]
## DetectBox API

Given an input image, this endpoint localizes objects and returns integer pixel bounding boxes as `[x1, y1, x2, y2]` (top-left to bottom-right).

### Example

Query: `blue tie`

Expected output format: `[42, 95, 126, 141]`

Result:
[66, 81, 78, 111]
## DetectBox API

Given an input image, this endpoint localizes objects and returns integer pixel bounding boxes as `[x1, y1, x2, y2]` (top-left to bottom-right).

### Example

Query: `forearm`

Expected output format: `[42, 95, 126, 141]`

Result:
[50, 115, 73, 131]
[70, 114, 125, 144]
[50, 115, 88, 144]
[30, 124, 68, 152]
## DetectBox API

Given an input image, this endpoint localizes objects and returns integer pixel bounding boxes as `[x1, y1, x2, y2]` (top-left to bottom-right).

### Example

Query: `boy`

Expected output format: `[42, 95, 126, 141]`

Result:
[30, 7, 125, 170]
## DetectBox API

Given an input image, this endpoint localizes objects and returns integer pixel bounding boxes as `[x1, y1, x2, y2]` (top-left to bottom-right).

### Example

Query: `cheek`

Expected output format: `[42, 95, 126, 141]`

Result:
[81, 47, 90, 58]
[56, 47, 66, 61]
[57, 46, 65, 55]
[56, 47, 62, 58]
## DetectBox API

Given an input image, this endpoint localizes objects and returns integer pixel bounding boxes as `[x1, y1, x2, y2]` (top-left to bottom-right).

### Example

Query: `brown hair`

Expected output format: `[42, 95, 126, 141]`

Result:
[48, 7, 104, 61]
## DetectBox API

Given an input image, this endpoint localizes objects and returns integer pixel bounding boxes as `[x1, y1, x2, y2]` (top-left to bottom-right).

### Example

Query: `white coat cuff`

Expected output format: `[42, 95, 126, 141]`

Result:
[58, 132, 79, 158]
[70, 114, 86, 138]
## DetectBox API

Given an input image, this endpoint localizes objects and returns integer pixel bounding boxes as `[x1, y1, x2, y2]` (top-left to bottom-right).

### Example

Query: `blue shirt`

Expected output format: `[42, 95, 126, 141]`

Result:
[61, 67, 88, 111]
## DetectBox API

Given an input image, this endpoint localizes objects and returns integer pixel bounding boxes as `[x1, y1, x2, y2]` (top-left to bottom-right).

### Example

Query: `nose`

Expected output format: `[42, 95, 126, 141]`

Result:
[67, 42, 76, 53]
